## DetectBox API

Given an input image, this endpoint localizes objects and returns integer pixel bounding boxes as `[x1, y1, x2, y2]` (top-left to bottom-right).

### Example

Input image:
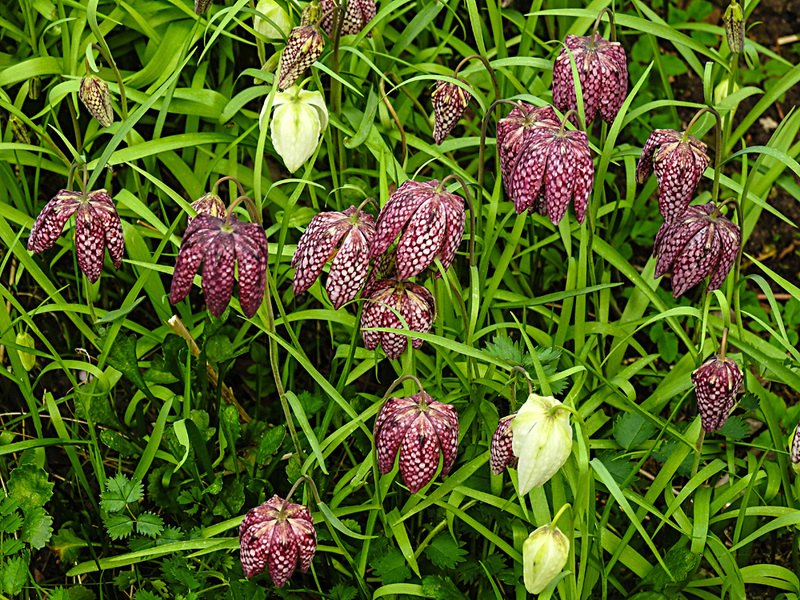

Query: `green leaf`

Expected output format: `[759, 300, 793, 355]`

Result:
[212, 478, 244, 518]
[421, 576, 467, 600]
[104, 514, 135, 540]
[256, 425, 285, 463]
[596, 450, 638, 487]
[219, 404, 242, 455]
[424, 534, 468, 570]
[641, 547, 699, 591]
[719, 416, 751, 441]
[8, 463, 53, 512]
[0, 555, 30, 595]
[369, 546, 411, 585]
[613, 412, 657, 450]
[20, 507, 53, 549]
[100, 474, 144, 513]
[100, 431, 141, 457]
[484, 335, 528, 366]
[99, 330, 154, 401]
[329, 583, 358, 600]
[50, 527, 88, 564]
[136, 512, 164, 538]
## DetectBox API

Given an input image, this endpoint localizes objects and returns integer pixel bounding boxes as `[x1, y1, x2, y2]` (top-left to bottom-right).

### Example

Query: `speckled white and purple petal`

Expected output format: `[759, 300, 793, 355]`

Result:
[201, 232, 236, 317]
[396, 197, 447, 278]
[75, 203, 107, 283]
[428, 402, 459, 475]
[490, 414, 517, 474]
[28, 190, 82, 254]
[670, 226, 721, 297]
[370, 181, 432, 258]
[544, 138, 578, 225]
[398, 413, 441, 493]
[327, 225, 372, 309]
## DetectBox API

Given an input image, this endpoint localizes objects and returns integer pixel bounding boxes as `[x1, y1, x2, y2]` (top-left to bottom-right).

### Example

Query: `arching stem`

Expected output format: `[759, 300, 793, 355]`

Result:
[558, 109, 581, 134]
[719, 327, 730, 358]
[590, 7, 617, 44]
[225, 195, 262, 226]
[511, 365, 533, 396]
[212, 176, 246, 198]
[452, 54, 500, 102]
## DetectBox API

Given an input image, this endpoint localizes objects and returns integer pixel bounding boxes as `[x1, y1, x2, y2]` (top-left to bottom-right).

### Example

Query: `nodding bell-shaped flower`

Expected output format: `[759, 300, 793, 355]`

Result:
[511, 394, 573, 494]
[789, 420, 800, 474]
[497, 104, 594, 225]
[431, 80, 471, 145]
[552, 33, 628, 127]
[239, 495, 317, 586]
[291, 206, 375, 309]
[79, 74, 114, 128]
[691, 355, 743, 432]
[254, 0, 293, 40]
[169, 211, 269, 318]
[369, 180, 466, 279]
[320, 0, 376, 36]
[28, 189, 124, 283]
[523, 522, 570, 594]
[374, 391, 459, 493]
[262, 86, 328, 174]
[360, 278, 435, 360]
[490, 413, 518, 475]
[653, 203, 740, 298]
[276, 24, 325, 91]
[636, 129, 710, 224]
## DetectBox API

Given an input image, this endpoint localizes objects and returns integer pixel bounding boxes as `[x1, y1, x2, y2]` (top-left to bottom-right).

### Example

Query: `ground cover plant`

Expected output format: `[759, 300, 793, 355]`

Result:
[1, 0, 800, 598]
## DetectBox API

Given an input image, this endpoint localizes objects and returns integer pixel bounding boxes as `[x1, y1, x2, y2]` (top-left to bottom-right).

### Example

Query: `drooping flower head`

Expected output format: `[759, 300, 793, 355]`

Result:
[320, 0, 376, 36]
[490, 413, 518, 475]
[360, 278, 435, 360]
[374, 391, 459, 493]
[262, 86, 329, 174]
[692, 355, 743, 432]
[254, 0, 293, 40]
[523, 522, 570, 594]
[277, 25, 325, 91]
[170, 212, 269, 318]
[636, 129, 710, 224]
[79, 74, 114, 128]
[552, 33, 628, 126]
[369, 180, 466, 279]
[291, 206, 375, 309]
[190, 192, 226, 224]
[653, 203, 740, 298]
[28, 189, 124, 283]
[511, 394, 573, 494]
[239, 495, 316, 586]
[497, 103, 594, 224]
[789, 420, 800, 474]
[431, 80, 472, 145]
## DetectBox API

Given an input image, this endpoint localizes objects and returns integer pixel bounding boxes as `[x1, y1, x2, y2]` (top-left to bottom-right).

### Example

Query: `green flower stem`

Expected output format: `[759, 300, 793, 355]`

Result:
[683, 106, 722, 204]
[224, 195, 262, 226]
[452, 54, 500, 102]
[212, 176, 246, 198]
[590, 7, 617, 44]
[550, 503, 571, 529]
[511, 365, 534, 397]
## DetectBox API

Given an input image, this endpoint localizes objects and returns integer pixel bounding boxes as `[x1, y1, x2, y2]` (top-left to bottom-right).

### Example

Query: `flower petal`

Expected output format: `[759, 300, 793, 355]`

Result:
[398, 413, 441, 493]
[327, 225, 372, 309]
[235, 223, 269, 318]
[396, 197, 447, 278]
[370, 180, 430, 258]
[75, 203, 108, 283]
[201, 232, 236, 317]
[28, 191, 80, 253]
[544, 137, 578, 225]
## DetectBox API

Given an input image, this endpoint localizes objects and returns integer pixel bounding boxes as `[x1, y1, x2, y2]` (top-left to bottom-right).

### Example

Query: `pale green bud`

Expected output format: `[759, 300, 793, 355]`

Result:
[511, 394, 572, 494]
[254, 0, 293, 40]
[523, 523, 570, 594]
[723, 1, 745, 54]
[262, 86, 328, 173]
[15, 331, 36, 372]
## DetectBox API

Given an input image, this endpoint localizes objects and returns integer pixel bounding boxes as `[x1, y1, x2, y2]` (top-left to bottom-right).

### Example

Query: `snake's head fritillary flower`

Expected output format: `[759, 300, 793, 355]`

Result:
[195, 0, 212, 13]
[262, 86, 328, 174]
[431, 80, 471, 145]
[369, 180, 466, 279]
[374, 391, 459, 493]
[789, 421, 800, 474]
[320, 0, 376, 36]
[497, 104, 594, 224]
[523, 522, 570, 594]
[254, 0, 293, 39]
[79, 74, 114, 128]
[490, 413, 517, 475]
[239, 495, 316, 586]
[28, 189, 124, 283]
[691, 355, 743, 432]
[653, 203, 740, 298]
[291, 206, 375, 309]
[189, 193, 226, 224]
[9, 115, 30, 145]
[169, 213, 268, 318]
[360, 278, 435, 360]
[276, 25, 325, 91]
[512, 394, 573, 494]
[552, 33, 628, 127]
[636, 129, 710, 224]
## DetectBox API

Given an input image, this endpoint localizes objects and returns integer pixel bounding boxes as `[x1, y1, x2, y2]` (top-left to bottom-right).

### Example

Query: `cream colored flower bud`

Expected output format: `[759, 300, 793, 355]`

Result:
[254, 0, 293, 40]
[262, 86, 328, 173]
[79, 74, 114, 128]
[511, 394, 572, 494]
[15, 331, 36, 372]
[523, 523, 570, 594]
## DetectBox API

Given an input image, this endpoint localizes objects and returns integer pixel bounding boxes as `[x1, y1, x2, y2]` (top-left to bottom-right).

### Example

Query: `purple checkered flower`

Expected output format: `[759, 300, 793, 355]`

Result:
[691, 355, 743, 432]
[374, 391, 459, 493]
[432, 80, 471, 145]
[28, 189, 124, 283]
[369, 180, 466, 279]
[291, 206, 375, 309]
[637, 129, 710, 224]
[552, 33, 628, 126]
[169, 213, 268, 318]
[490, 413, 517, 475]
[790, 420, 800, 471]
[320, 0, 375, 36]
[277, 25, 325, 91]
[653, 203, 740, 298]
[360, 278, 435, 360]
[496, 103, 594, 224]
[239, 495, 316, 586]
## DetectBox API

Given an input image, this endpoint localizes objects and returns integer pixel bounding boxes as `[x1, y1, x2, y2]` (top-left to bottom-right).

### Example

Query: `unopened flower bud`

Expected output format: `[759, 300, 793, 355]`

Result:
[262, 86, 328, 173]
[254, 0, 293, 39]
[789, 420, 800, 474]
[511, 394, 573, 494]
[195, 0, 213, 14]
[724, 1, 745, 54]
[190, 192, 226, 224]
[79, 74, 114, 128]
[276, 25, 324, 90]
[692, 354, 743, 432]
[29, 76, 41, 101]
[9, 115, 30, 145]
[15, 331, 36, 372]
[523, 523, 570, 594]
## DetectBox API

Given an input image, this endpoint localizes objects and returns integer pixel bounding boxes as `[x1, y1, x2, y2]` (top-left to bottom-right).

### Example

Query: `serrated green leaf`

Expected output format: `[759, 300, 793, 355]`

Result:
[67, 584, 96, 600]
[424, 534, 468, 570]
[256, 425, 285, 463]
[421, 575, 467, 600]
[100, 474, 144, 512]
[484, 335, 528, 366]
[50, 527, 88, 564]
[0, 504, 23, 535]
[20, 507, 53, 549]
[719, 415, 751, 441]
[641, 547, 699, 591]
[100, 330, 154, 401]
[0, 555, 30, 595]
[104, 513, 135, 540]
[136, 512, 164, 538]
[329, 583, 358, 600]
[369, 546, 411, 585]
[212, 478, 244, 518]
[596, 450, 638, 487]
[613, 412, 657, 450]
[8, 463, 54, 512]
